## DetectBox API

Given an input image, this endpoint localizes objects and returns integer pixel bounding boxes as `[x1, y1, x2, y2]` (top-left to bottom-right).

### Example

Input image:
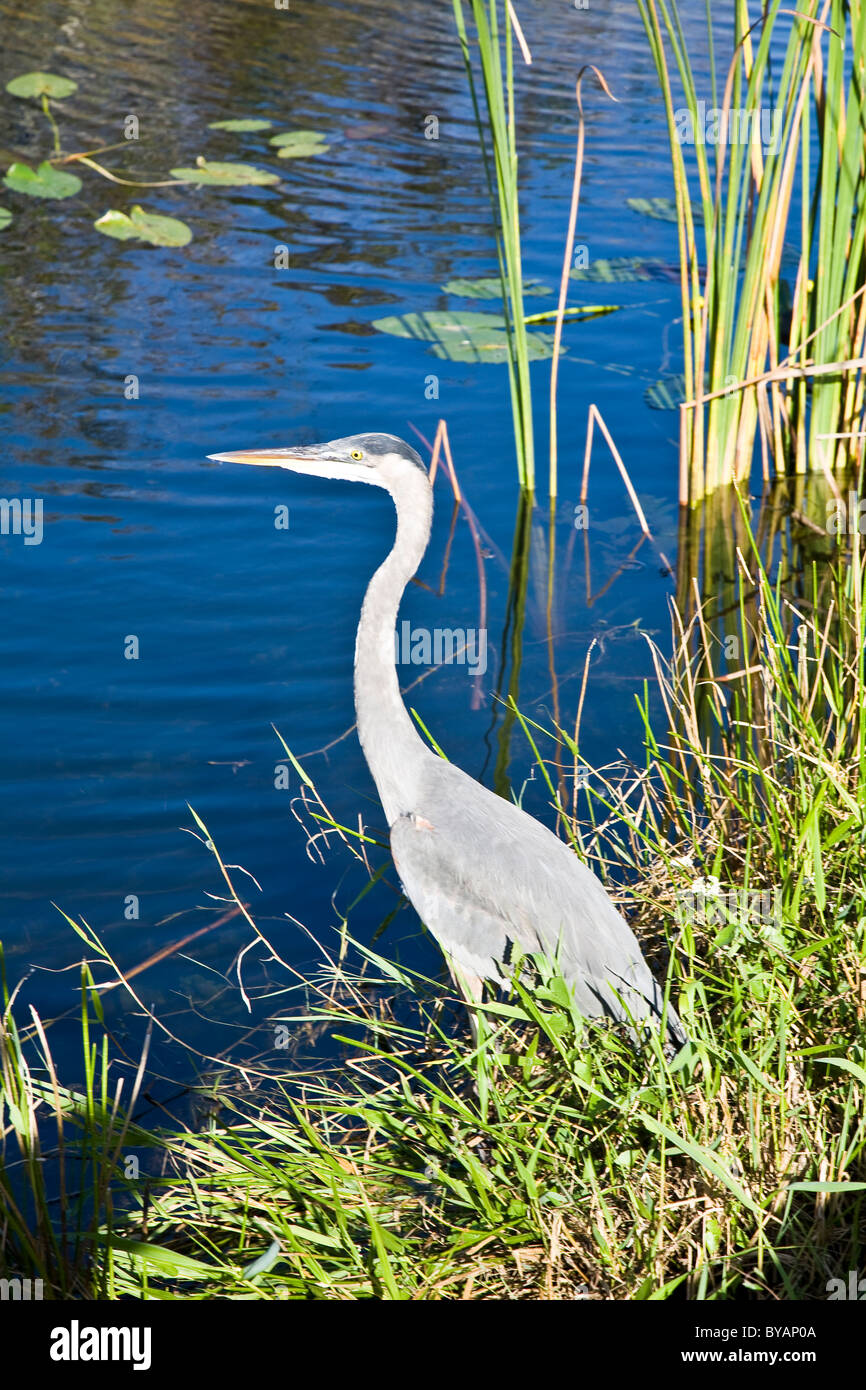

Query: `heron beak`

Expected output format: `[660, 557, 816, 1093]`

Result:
[207, 447, 316, 468]
[208, 441, 377, 487]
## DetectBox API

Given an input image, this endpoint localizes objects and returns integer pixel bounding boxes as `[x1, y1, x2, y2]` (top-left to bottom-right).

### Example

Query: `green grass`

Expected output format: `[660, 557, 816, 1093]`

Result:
[0, 960, 154, 1298]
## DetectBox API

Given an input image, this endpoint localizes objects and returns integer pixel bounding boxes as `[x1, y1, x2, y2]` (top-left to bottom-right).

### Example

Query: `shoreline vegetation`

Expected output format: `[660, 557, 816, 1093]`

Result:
[3, 2, 866, 1300]
[3, 515, 865, 1299]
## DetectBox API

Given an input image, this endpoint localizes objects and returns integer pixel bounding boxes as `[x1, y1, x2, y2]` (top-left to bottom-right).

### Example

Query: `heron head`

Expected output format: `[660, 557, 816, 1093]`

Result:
[208, 432, 427, 489]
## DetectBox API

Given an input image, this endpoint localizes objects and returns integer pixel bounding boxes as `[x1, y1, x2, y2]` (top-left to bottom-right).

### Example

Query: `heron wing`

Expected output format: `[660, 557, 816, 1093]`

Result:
[389, 758, 674, 1034]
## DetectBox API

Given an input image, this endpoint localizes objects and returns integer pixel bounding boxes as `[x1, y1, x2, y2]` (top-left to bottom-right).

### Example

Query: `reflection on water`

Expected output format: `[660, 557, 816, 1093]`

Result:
[0, 0, 721, 1069]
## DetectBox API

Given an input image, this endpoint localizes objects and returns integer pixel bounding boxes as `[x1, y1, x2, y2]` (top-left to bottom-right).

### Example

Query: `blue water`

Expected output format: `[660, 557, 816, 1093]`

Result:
[0, 0, 720, 1070]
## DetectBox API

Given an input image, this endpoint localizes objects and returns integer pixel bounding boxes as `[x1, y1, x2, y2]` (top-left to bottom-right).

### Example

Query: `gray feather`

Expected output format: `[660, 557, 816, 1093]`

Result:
[391, 758, 685, 1045]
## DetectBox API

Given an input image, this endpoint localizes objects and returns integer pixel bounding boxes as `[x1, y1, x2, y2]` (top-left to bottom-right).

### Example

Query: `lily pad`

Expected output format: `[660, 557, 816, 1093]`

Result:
[268, 130, 329, 158]
[6, 71, 78, 100]
[170, 158, 279, 186]
[627, 196, 704, 225]
[0, 207, 12, 230]
[570, 256, 675, 283]
[645, 374, 707, 410]
[269, 129, 328, 146]
[276, 141, 330, 159]
[208, 118, 273, 132]
[94, 205, 192, 247]
[3, 160, 82, 199]
[372, 309, 563, 363]
[442, 276, 551, 299]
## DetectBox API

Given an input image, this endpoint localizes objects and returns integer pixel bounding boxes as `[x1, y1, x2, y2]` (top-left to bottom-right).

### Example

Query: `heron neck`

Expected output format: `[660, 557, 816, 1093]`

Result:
[354, 467, 434, 825]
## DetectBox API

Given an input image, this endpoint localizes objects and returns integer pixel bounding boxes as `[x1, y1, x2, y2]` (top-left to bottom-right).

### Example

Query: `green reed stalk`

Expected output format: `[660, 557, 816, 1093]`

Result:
[452, 0, 535, 490]
[637, 0, 866, 502]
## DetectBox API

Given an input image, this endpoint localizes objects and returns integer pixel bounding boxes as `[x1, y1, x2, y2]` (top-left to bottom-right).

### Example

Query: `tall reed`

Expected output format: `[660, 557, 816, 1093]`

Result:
[452, 0, 536, 490]
[637, 0, 866, 502]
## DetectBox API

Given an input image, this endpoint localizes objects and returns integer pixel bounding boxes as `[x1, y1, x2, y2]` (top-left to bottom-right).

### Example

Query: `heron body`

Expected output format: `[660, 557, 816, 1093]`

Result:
[209, 432, 685, 1049]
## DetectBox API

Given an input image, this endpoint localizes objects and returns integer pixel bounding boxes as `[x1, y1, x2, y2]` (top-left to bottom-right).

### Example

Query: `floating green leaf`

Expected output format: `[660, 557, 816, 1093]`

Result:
[170, 158, 279, 186]
[269, 130, 328, 146]
[442, 276, 551, 299]
[645, 374, 707, 410]
[94, 205, 192, 247]
[268, 130, 329, 158]
[372, 310, 563, 363]
[3, 160, 82, 199]
[276, 142, 330, 159]
[0, 206, 12, 230]
[208, 118, 273, 132]
[645, 375, 687, 410]
[6, 71, 78, 100]
[570, 256, 675, 283]
[627, 196, 704, 225]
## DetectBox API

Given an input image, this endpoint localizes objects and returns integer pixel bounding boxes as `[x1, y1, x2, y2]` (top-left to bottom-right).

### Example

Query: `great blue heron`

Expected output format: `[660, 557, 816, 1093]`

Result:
[209, 432, 686, 1049]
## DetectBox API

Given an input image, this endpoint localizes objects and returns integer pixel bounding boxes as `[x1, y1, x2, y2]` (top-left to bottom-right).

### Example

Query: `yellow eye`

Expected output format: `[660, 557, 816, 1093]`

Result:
[350, 449, 363, 461]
